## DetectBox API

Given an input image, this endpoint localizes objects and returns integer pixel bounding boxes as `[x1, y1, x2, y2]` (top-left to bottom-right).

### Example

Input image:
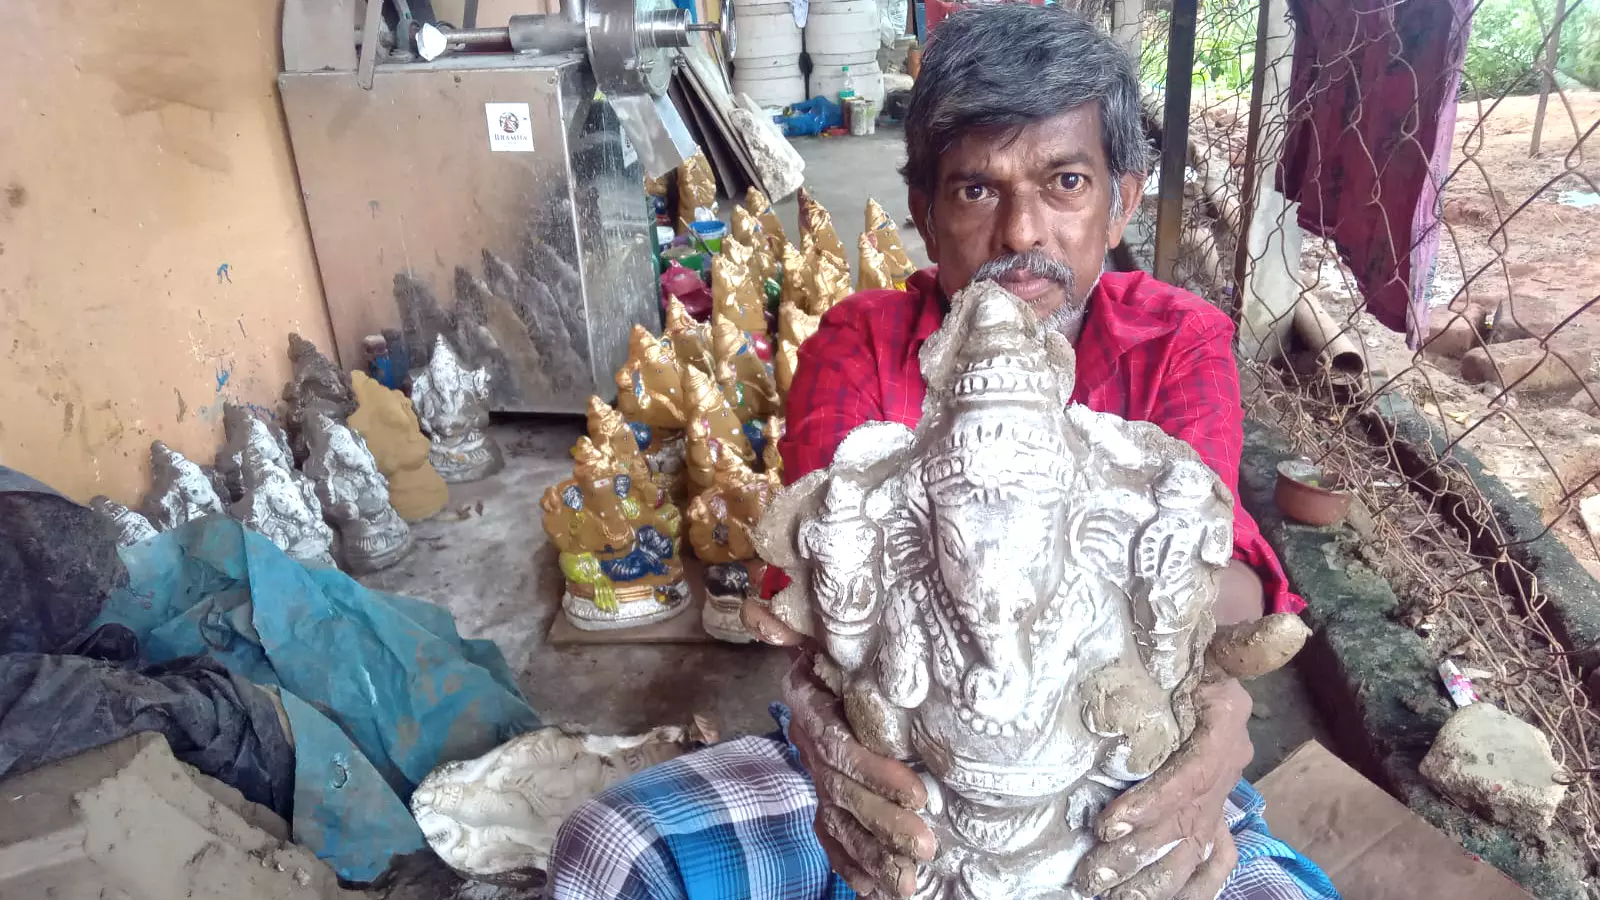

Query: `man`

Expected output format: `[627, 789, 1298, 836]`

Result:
[548, 7, 1335, 899]
[740, 6, 1325, 899]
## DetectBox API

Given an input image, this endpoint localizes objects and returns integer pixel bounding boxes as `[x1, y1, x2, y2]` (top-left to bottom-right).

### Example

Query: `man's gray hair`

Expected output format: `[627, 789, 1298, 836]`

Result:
[901, 5, 1150, 207]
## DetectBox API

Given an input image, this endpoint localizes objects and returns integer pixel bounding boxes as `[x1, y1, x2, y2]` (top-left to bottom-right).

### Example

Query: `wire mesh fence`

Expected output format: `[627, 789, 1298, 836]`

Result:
[1118, 0, 1262, 317]
[1140, 0, 1600, 873]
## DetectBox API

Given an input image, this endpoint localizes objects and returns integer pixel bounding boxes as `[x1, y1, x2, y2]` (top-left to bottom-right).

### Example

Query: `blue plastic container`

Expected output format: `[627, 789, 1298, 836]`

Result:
[689, 220, 727, 254]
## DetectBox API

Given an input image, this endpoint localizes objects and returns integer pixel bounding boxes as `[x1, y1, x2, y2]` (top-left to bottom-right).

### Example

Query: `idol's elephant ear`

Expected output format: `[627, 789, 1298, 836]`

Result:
[751, 467, 830, 639]
[752, 420, 916, 639]
[753, 421, 915, 571]
[753, 467, 830, 572]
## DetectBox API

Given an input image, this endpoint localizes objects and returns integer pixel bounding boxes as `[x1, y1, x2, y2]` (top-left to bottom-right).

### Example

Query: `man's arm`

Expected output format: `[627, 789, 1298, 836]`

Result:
[1143, 306, 1302, 619]
[778, 309, 888, 483]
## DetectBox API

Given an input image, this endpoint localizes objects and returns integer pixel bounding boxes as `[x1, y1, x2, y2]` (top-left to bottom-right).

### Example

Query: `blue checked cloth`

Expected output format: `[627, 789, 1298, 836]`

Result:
[548, 705, 1339, 900]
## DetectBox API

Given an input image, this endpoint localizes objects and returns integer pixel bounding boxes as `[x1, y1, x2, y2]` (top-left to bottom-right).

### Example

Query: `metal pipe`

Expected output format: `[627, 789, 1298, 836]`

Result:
[507, 13, 587, 52]
[434, 12, 588, 55]
[1232, 0, 1274, 295]
[563, 0, 586, 30]
[1153, 0, 1198, 285]
[443, 26, 514, 49]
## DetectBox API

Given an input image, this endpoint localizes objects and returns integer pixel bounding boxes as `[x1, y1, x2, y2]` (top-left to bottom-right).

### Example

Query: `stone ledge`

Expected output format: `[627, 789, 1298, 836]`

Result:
[1240, 420, 1586, 900]
[1357, 394, 1600, 674]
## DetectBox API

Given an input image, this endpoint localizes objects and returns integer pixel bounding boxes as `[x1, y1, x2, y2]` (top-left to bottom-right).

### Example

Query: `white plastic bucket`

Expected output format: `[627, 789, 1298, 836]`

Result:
[734, 69, 807, 107]
[736, 3, 803, 58]
[732, 0, 805, 108]
[805, 0, 879, 65]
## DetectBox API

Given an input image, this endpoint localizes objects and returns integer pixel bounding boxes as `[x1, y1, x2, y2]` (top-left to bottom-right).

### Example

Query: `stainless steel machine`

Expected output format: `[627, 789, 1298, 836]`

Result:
[279, 0, 727, 413]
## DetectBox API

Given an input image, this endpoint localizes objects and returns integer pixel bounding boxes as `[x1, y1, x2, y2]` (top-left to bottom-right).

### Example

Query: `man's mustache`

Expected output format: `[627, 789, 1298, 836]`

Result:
[973, 251, 1075, 289]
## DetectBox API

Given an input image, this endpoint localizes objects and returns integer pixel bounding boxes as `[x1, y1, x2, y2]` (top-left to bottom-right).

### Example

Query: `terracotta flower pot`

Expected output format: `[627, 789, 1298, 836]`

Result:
[1274, 460, 1352, 527]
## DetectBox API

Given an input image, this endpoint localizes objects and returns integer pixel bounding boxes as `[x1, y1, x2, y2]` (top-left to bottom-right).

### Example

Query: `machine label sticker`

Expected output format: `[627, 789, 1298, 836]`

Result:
[484, 103, 534, 152]
[620, 129, 639, 167]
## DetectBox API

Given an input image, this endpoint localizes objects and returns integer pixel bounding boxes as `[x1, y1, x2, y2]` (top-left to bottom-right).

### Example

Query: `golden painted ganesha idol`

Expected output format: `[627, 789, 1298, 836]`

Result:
[685, 416, 784, 643]
[611, 326, 693, 504]
[540, 438, 690, 631]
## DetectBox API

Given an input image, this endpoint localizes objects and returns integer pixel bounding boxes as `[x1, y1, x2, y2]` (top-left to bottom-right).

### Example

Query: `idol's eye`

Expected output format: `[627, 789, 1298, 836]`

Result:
[959, 184, 991, 202]
[1055, 173, 1087, 192]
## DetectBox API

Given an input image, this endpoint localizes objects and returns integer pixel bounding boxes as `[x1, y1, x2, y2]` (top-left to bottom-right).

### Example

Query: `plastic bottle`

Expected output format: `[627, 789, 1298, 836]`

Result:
[838, 65, 857, 131]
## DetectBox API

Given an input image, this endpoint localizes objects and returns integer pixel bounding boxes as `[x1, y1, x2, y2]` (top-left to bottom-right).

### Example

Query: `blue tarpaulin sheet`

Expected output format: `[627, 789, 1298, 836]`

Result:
[95, 517, 541, 882]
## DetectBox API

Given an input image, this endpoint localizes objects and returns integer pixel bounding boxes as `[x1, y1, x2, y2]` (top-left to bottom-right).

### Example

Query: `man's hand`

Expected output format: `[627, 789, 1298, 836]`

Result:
[1073, 677, 1252, 900]
[741, 591, 806, 647]
[783, 654, 937, 897]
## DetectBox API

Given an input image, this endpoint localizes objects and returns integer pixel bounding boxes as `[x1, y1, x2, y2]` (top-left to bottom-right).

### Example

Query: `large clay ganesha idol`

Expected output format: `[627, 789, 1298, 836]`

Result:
[540, 436, 690, 630]
[755, 281, 1306, 899]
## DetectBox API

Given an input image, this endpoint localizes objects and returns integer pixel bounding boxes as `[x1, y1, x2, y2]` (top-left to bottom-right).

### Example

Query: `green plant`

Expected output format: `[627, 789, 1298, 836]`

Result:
[1139, 0, 1260, 95]
[1555, 3, 1600, 89]
[1137, 0, 1596, 101]
[1463, 0, 1544, 98]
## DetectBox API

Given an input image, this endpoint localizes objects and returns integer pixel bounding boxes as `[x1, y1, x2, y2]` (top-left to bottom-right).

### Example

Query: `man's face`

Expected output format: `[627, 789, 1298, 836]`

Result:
[910, 104, 1142, 320]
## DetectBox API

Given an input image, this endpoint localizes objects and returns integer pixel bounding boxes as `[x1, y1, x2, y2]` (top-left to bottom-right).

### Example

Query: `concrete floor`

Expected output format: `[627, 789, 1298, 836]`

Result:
[362, 421, 794, 737]
[363, 130, 1329, 777]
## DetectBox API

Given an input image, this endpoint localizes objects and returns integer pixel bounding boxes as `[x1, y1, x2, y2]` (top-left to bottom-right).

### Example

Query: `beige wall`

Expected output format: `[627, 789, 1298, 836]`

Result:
[0, 0, 337, 504]
[433, 0, 563, 26]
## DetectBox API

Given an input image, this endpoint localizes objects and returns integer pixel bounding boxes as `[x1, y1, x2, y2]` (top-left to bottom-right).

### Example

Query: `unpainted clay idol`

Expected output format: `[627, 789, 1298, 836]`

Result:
[282, 333, 358, 459]
[754, 281, 1235, 900]
[143, 441, 227, 531]
[229, 433, 337, 568]
[90, 496, 159, 547]
[215, 402, 306, 503]
[412, 336, 504, 483]
[410, 725, 703, 884]
[348, 371, 449, 521]
[301, 413, 413, 574]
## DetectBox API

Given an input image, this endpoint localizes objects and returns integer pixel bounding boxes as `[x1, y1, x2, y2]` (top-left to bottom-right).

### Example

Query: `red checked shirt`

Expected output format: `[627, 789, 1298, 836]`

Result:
[766, 267, 1304, 615]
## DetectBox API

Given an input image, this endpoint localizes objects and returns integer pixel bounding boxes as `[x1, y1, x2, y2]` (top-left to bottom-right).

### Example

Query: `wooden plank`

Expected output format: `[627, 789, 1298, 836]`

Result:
[673, 73, 746, 197]
[680, 52, 764, 194]
[283, 0, 359, 73]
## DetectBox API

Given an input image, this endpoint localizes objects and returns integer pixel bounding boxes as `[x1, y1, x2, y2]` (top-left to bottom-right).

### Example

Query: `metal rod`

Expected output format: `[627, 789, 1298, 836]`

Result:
[463, 0, 479, 28]
[1531, 0, 1565, 157]
[444, 26, 514, 48]
[391, 0, 417, 60]
[1153, 0, 1198, 284]
[1232, 0, 1275, 297]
